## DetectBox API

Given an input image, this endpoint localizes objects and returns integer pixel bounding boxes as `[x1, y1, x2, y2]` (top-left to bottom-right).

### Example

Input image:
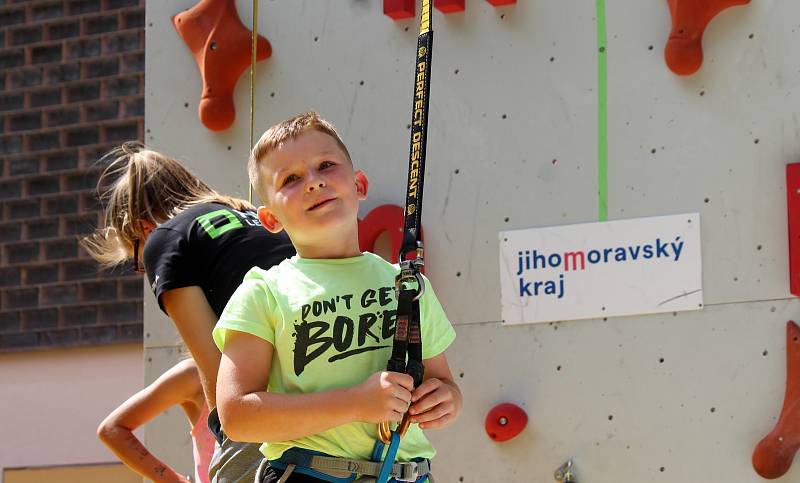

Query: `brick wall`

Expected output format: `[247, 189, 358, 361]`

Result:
[0, 0, 144, 352]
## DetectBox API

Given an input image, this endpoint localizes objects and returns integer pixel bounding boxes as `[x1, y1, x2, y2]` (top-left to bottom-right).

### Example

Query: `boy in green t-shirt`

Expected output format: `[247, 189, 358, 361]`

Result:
[213, 112, 461, 482]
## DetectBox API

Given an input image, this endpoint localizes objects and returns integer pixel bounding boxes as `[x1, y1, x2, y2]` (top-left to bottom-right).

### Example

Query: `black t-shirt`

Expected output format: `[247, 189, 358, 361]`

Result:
[143, 202, 295, 317]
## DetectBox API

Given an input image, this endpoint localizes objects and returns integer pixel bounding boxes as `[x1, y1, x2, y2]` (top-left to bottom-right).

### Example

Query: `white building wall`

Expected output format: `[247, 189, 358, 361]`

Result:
[145, 1, 800, 481]
[0, 344, 143, 480]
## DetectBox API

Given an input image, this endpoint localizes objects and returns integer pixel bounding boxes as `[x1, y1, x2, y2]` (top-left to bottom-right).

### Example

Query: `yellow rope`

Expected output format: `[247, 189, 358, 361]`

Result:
[248, 0, 259, 205]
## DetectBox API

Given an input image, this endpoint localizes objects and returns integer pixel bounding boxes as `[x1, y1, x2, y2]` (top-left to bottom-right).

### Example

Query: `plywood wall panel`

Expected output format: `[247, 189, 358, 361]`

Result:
[145, 1, 800, 480]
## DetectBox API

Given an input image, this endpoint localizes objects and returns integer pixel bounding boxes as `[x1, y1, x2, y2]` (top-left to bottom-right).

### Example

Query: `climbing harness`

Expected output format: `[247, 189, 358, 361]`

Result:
[254, 444, 433, 482]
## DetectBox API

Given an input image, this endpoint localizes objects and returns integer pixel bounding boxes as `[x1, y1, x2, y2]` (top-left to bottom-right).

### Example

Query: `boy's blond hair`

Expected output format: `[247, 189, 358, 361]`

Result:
[249, 112, 351, 204]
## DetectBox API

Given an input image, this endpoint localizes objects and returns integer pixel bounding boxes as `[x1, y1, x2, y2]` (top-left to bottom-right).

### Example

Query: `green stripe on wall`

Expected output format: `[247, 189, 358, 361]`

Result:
[596, 0, 609, 222]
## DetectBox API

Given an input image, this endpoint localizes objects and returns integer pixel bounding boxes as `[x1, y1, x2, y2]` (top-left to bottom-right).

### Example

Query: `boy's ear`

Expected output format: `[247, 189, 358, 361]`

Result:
[257, 206, 283, 233]
[354, 170, 369, 201]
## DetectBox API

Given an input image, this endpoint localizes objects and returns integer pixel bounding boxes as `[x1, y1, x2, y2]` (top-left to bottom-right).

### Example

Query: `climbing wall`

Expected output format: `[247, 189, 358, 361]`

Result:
[144, 0, 800, 480]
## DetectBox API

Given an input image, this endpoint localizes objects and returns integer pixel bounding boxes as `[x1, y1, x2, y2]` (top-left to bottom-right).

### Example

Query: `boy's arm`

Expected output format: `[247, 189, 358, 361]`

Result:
[97, 360, 200, 483]
[216, 329, 415, 442]
[408, 353, 462, 430]
[161, 286, 221, 409]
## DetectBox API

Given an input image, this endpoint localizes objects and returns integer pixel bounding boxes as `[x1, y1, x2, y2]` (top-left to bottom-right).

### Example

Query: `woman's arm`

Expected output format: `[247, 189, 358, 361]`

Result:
[216, 329, 415, 442]
[98, 359, 203, 483]
[161, 286, 221, 408]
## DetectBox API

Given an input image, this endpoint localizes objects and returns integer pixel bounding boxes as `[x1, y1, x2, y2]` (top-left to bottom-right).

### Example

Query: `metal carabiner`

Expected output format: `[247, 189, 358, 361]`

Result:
[378, 413, 412, 444]
[395, 267, 425, 302]
[378, 421, 392, 444]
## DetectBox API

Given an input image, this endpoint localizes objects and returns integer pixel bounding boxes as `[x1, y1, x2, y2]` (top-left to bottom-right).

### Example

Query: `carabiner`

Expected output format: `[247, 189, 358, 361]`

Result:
[395, 268, 425, 302]
[378, 413, 412, 444]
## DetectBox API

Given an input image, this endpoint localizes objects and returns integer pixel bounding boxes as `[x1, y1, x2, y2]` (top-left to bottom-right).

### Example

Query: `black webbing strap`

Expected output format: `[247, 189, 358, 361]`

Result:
[379, 0, 433, 445]
[399, 2, 433, 261]
[387, 0, 433, 392]
[387, 289, 423, 387]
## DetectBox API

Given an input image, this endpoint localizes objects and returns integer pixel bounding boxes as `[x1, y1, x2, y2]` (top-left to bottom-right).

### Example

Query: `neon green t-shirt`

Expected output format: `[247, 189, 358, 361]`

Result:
[213, 252, 456, 462]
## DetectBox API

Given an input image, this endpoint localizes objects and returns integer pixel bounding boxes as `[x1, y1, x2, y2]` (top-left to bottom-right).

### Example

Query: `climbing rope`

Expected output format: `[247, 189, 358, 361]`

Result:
[248, 0, 259, 205]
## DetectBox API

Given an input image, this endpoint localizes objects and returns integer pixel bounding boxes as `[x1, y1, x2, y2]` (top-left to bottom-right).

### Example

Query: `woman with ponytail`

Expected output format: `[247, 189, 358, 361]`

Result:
[84, 142, 295, 483]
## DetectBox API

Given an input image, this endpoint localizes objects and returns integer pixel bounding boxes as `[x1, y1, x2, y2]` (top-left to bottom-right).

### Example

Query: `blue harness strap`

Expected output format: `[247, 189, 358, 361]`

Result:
[267, 437, 430, 483]
[376, 432, 401, 483]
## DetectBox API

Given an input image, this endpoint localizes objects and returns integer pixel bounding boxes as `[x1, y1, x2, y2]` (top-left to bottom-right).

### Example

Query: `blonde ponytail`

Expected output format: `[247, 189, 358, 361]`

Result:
[82, 142, 253, 267]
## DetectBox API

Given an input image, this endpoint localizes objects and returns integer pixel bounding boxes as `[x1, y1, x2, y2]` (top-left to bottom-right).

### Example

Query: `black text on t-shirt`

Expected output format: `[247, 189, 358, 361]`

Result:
[293, 287, 397, 376]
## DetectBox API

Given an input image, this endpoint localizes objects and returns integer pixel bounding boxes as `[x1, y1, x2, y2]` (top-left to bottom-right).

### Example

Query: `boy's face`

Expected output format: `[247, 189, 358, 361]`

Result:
[257, 129, 368, 245]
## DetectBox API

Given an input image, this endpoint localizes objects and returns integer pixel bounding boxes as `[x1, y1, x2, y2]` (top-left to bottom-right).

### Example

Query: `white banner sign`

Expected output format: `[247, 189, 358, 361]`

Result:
[499, 213, 703, 325]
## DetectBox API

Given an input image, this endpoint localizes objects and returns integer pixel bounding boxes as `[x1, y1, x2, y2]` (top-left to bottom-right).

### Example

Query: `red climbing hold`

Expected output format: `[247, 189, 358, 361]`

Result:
[787, 164, 800, 297]
[664, 0, 750, 76]
[752, 321, 800, 479]
[173, 0, 272, 131]
[358, 204, 423, 266]
[384, 0, 415, 20]
[485, 402, 528, 442]
[486, 0, 516, 5]
[435, 0, 465, 13]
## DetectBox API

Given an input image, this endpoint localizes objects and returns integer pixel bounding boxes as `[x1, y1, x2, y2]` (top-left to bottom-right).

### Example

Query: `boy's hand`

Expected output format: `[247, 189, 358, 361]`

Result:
[408, 378, 462, 430]
[354, 371, 414, 423]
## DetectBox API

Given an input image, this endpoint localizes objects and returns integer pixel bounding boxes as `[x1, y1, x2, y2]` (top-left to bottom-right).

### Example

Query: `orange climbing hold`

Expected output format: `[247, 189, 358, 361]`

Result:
[664, 0, 749, 76]
[752, 321, 800, 479]
[173, 0, 272, 131]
